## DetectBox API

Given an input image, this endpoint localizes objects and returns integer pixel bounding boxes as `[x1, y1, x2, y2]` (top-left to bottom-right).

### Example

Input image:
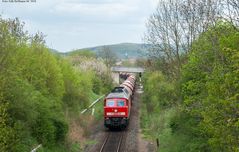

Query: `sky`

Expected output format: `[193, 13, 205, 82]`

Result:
[0, 0, 158, 52]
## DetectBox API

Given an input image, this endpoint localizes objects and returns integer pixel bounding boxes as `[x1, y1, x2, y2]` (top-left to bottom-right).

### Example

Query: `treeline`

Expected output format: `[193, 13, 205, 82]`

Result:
[141, 0, 239, 151]
[0, 17, 113, 151]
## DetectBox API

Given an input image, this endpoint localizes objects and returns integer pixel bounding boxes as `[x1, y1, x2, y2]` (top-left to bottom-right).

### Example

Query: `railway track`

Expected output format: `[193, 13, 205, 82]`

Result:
[100, 131, 124, 152]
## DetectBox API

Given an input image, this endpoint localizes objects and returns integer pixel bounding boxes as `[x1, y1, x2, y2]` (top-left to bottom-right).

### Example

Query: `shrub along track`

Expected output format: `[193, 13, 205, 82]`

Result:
[85, 85, 141, 152]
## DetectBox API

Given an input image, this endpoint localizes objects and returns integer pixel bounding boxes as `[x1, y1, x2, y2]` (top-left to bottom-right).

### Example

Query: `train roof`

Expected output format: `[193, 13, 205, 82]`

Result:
[106, 92, 129, 99]
[111, 87, 125, 93]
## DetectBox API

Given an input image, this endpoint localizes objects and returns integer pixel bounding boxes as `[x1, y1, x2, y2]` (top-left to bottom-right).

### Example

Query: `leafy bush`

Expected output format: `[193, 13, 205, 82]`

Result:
[180, 22, 239, 151]
[141, 22, 239, 152]
[0, 17, 113, 151]
[142, 71, 177, 110]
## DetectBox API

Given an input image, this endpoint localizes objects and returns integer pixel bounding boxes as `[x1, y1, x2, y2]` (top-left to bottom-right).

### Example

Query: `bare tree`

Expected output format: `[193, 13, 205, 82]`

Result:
[145, 0, 183, 77]
[144, 0, 224, 77]
[223, 0, 239, 26]
[98, 46, 117, 68]
[179, 0, 222, 47]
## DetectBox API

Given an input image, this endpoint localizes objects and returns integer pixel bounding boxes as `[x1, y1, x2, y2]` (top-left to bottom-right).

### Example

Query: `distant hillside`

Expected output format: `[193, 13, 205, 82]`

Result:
[49, 48, 60, 54]
[67, 43, 149, 59]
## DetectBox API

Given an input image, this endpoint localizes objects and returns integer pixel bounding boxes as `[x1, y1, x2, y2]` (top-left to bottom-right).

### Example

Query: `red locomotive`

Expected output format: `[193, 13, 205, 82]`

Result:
[104, 74, 136, 129]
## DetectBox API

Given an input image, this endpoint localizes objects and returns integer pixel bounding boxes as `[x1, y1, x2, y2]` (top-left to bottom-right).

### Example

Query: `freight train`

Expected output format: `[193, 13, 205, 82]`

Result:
[104, 74, 136, 129]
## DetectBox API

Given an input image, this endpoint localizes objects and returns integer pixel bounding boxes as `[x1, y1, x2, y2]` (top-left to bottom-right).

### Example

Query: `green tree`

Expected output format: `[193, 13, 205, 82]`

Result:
[181, 22, 239, 151]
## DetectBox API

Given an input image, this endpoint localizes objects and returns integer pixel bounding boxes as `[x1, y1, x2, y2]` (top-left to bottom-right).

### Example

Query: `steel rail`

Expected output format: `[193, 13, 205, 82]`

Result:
[116, 132, 124, 152]
[99, 133, 110, 152]
[99, 132, 124, 152]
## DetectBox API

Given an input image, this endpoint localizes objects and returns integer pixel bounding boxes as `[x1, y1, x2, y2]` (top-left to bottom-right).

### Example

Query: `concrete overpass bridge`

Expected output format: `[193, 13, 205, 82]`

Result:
[111, 66, 145, 84]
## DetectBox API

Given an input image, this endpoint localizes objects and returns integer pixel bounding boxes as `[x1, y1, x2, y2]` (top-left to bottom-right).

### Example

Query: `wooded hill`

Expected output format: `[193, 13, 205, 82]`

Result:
[66, 43, 148, 59]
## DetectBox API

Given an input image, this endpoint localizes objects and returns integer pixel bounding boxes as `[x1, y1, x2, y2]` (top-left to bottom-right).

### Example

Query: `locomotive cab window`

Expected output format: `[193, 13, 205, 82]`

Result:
[106, 100, 115, 107]
[117, 100, 125, 107]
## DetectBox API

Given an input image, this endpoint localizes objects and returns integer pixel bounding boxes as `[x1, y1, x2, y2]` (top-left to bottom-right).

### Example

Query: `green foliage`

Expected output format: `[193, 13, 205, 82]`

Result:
[97, 72, 114, 94]
[92, 76, 102, 94]
[142, 71, 177, 111]
[141, 22, 239, 152]
[141, 71, 180, 151]
[69, 143, 82, 152]
[60, 59, 92, 110]
[0, 17, 113, 151]
[0, 102, 15, 152]
[33, 113, 56, 146]
[180, 22, 239, 151]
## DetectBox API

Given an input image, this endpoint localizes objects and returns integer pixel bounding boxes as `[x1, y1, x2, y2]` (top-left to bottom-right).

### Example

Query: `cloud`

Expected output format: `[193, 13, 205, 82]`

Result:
[53, 2, 138, 17]
[0, 0, 158, 52]
[50, 0, 142, 24]
[72, 0, 126, 4]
